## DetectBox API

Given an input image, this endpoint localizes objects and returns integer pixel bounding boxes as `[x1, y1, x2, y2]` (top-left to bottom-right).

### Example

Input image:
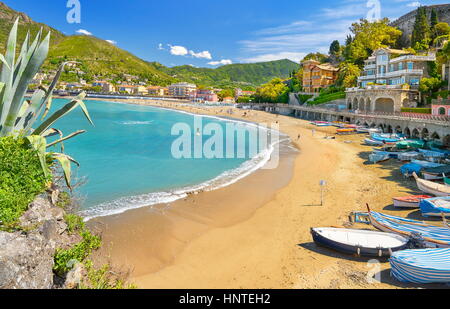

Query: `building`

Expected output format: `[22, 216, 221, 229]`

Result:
[346, 48, 436, 113]
[168, 82, 197, 98]
[92, 81, 116, 93]
[196, 89, 218, 102]
[391, 4, 450, 46]
[222, 97, 235, 104]
[235, 88, 256, 98]
[117, 85, 135, 94]
[432, 97, 450, 116]
[147, 86, 168, 96]
[301, 60, 339, 93]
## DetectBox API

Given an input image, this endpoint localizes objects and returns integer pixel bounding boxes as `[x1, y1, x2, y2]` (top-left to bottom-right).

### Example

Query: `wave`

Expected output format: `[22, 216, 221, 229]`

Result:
[117, 120, 154, 125]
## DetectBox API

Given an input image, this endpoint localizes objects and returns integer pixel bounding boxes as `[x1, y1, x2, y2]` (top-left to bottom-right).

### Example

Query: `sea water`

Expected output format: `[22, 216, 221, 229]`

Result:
[47, 99, 281, 219]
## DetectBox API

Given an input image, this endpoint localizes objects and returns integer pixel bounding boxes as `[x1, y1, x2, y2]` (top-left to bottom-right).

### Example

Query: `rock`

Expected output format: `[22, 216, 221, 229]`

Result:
[0, 232, 55, 289]
[64, 263, 87, 289]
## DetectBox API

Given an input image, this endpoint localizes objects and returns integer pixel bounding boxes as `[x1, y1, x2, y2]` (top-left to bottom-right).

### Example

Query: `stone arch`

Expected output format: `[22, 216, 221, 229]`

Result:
[363, 121, 369, 127]
[444, 135, 450, 147]
[358, 99, 365, 111]
[352, 97, 358, 110]
[374, 97, 395, 113]
[421, 128, 429, 140]
[356, 119, 362, 125]
[377, 123, 384, 132]
[394, 126, 403, 134]
[431, 132, 440, 141]
[365, 98, 371, 112]
[438, 107, 446, 115]
[404, 127, 411, 138]
[369, 122, 376, 128]
[347, 98, 353, 110]
[386, 125, 393, 133]
[412, 128, 420, 139]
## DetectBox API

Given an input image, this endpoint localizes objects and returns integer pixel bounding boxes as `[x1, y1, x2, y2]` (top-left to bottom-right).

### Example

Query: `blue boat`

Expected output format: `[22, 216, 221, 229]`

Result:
[390, 248, 450, 284]
[370, 133, 402, 143]
[368, 210, 450, 248]
[400, 162, 424, 177]
[420, 197, 450, 218]
[418, 149, 447, 159]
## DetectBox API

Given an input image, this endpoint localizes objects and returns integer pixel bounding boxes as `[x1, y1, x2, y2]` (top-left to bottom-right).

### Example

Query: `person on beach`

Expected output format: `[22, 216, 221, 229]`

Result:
[312, 128, 316, 136]
[297, 134, 301, 140]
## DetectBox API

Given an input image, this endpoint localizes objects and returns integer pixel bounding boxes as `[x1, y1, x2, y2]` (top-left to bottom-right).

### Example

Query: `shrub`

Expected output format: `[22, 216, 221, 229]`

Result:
[64, 214, 85, 234]
[308, 92, 346, 105]
[0, 137, 51, 229]
[79, 261, 137, 289]
[401, 108, 432, 114]
[53, 230, 101, 276]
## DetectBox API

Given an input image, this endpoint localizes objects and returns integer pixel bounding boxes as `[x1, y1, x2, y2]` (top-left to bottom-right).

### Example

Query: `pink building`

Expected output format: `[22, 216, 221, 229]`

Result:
[196, 89, 218, 102]
[432, 98, 450, 116]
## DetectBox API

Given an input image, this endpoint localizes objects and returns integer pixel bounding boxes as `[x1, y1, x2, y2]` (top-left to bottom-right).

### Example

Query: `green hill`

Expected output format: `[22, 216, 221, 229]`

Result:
[150, 59, 300, 88]
[45, 35, 174, 85]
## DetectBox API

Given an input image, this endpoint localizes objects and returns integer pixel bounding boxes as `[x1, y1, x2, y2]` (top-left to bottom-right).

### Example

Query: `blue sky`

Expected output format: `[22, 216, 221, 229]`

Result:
[3, 0, 448, 67]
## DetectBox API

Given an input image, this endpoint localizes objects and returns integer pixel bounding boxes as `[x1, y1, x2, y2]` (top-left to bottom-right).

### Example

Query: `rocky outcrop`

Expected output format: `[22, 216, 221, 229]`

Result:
[0, 194, 77, 289]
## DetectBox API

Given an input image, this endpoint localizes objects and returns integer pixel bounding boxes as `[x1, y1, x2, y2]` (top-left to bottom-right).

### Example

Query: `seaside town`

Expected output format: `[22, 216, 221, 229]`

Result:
[1, 0, 450, 294]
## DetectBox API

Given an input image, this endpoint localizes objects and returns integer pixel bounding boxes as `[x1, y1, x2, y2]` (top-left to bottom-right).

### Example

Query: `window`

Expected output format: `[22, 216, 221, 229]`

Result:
[407, 62, 413, 70]
[398, 62, 403, 70]
[410, 78, 420, 86]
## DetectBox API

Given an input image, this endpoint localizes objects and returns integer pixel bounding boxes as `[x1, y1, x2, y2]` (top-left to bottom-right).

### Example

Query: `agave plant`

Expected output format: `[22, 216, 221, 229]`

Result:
[0, 18, 93, 188]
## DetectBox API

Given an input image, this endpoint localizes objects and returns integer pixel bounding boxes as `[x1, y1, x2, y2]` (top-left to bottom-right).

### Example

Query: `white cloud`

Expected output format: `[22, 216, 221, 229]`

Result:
[106, 40, 117, 45]
[158, 43, 165, 50]
[76, 29, 92, 36]
[189, 50, 212, 59]
[208, 59, 233, 66]
[407, 1, 421, 7]
[169, 45, 189, 56]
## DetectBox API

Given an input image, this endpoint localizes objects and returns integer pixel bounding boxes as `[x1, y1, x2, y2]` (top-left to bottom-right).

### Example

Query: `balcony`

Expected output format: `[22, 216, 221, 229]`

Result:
[385, 69, 423, 78]
[389, 54, 436, 64]
[364, 64, 376, 70]
[358, 75, 376, 81]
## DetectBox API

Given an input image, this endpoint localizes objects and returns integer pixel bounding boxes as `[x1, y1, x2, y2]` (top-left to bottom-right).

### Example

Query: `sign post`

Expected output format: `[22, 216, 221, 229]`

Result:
[320, 180, 326, 206]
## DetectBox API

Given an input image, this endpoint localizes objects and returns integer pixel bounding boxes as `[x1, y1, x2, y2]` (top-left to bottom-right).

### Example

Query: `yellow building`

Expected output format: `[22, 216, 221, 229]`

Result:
[302, 60, 339, 93]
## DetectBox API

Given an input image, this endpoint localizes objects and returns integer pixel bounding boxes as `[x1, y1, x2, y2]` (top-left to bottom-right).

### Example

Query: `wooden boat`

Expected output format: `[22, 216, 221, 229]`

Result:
[390, 248, 450, 284]
[393, 195, 433, 208]
[367, 207, 450, 248]
[420, 196, 450, 217]
[422, 165, 450, 181]
[370, 133, 402, 143]
[397, 151, 420, 162]
[336, 128, 356, 135]
[413, 172, 450, 197]
[369, 152, 390, 163]
[310, 227, 409, 257]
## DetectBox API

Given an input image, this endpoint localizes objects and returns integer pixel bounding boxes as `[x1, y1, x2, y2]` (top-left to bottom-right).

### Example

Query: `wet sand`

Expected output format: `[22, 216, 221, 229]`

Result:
[86, 99, 444, 289]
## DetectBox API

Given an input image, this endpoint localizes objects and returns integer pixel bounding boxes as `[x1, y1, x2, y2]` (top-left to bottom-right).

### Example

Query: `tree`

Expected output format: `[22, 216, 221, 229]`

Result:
[302, 52, 329, 63]
[254, 78, 289, 103]
[346, 18, 402, 65]
[329, 40, 341, 57]
[337, 62, 361, 88]
[431, 9, 439, 42]
[217, 89, 234, 101]
[435, 22, 450, 37]
[438, 41, 450, 91]
[419, 77, 443, 102]
[411, 7, 431, 47]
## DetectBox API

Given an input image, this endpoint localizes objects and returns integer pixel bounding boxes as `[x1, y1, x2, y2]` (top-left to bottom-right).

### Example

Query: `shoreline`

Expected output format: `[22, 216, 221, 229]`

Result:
[86, 98, 440, 289]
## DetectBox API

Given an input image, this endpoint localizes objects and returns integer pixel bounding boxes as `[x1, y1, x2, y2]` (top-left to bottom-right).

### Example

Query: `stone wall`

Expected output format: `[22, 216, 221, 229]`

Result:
[391, 4, 450, 46]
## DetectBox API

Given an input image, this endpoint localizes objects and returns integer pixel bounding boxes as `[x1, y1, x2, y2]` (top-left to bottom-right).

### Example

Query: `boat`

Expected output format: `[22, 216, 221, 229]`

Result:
[312, 121, 332, 127]
[336, 128, 356, 135]
[430, 147, 450, 156]
[420, 196, 450, 217]
[422, 165, 450, 181]
[370, 133, 403, 143]
[310, 227, 409, 257]
[418, 149, 447, 162]
[364, 138, 395, 146]
[390, 248, 450, 284]
[369, 152, 390, 163]
[397, 151, 420, 162]
[445, 177, 450, 186]
[393, 195, 433, 208]
[367, 209, 450, 248]
[396, 140, 425, 150]
[413, 172, 450, 197]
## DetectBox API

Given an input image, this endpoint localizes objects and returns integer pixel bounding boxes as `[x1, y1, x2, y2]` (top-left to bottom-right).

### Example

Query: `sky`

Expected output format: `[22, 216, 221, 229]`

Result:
[3, 0, 449, 68]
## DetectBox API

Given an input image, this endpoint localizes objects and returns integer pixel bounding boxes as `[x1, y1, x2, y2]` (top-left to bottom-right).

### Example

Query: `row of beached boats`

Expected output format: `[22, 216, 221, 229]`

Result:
[311, 127, 450, 285]
[310, 121, 382, 135]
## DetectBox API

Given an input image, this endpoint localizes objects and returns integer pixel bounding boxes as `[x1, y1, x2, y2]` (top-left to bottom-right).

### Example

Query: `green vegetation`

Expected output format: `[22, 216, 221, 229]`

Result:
[152, 59, 300, 88]
[298, 94, 313, 104]
[308, 90, 346, 105]
[53, 229, 101, 276]
[401, 107, 432, 114]
[0, 137, 50, 229]
[79, 261, 137, 289]
[253, 78, 289, 103]
[412, 7, 431, 49]
[64, 213, 85, 234]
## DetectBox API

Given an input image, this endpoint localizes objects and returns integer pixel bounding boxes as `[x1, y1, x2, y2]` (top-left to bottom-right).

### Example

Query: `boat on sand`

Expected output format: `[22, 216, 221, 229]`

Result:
[413, 172, 450, 197]
[393, 195, 432, 208]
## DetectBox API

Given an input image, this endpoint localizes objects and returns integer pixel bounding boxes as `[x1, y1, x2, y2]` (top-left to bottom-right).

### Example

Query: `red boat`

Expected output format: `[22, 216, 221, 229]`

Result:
[392, 195, 433, 208]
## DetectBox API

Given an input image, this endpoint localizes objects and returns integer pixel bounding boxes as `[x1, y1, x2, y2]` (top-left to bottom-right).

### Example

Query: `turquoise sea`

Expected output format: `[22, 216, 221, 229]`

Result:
[48, 99, 279, 219]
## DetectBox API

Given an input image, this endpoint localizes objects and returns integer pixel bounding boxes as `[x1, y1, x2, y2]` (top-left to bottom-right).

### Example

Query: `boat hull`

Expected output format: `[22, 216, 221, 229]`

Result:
[310, 228, 408, 257]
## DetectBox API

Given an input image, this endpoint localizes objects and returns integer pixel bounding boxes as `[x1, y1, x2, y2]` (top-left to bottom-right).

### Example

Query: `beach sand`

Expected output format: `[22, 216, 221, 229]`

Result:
[86, 99, 438, 289]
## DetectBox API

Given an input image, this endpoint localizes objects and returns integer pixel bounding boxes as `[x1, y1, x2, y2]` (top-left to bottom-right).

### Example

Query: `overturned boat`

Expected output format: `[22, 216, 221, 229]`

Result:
[413, 172, 450, 197]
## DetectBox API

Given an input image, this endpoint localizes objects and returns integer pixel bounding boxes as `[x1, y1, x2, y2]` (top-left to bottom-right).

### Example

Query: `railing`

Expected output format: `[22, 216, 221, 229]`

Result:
[385, 69, 423, 78]
[389, 54, 436, 63]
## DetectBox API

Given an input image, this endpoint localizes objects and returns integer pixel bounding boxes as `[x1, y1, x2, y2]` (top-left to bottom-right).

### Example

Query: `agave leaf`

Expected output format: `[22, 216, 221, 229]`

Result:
[15, 88, 46, 132]
[0, 54, 10, 70]
[41, 62, 69, 119]
[2, 31, 50, 135]
[46, 130, 86, 151]
[17, 99, 31, 119]
[51, 153, 79, 189]
[77, 100, 94, 126]
[26, 135, 50, 178]
[41, 95, 52, 119]
[42, 128, 63, 138]
[32, 98, 82, 136]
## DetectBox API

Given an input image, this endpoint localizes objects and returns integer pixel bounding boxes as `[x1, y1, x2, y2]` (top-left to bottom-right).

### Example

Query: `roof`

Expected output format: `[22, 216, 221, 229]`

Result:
[316, 63, 339, 72]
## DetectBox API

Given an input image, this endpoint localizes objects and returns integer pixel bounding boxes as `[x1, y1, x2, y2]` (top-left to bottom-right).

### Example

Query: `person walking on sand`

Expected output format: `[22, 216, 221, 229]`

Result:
[297, 134, 301, 140]
[312, 128, 316, 136]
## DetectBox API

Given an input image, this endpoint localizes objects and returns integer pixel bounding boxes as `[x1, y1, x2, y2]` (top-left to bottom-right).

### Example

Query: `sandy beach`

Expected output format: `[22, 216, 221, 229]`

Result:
[86, 98, 441, 289]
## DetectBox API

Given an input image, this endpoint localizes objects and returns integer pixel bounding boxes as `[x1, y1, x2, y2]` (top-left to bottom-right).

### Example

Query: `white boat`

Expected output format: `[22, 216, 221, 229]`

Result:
[413, 172, 450, 197]
[311, 227, 409, 257]
[397, 152, 420, 162]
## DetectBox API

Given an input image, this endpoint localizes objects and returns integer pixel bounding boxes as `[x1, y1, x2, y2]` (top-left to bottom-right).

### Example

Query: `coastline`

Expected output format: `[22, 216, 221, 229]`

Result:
[86, 98, 433, 289]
